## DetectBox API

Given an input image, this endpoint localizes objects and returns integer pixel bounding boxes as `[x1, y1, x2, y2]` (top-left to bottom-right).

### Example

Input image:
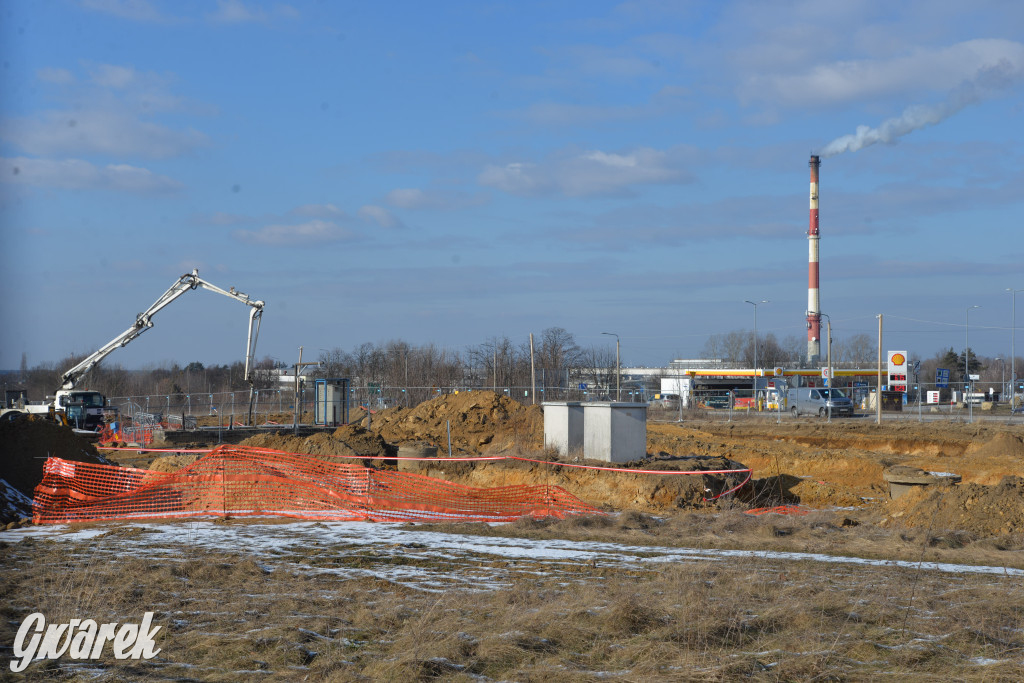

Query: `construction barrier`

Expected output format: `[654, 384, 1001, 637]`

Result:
[93, 447, 753, 502]
[98, 423, 155, 447]
[33, 445, 603, 524]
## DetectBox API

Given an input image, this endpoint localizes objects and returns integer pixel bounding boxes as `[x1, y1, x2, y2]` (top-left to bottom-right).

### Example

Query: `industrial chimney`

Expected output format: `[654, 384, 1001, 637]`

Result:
[806, 155, 821, 365]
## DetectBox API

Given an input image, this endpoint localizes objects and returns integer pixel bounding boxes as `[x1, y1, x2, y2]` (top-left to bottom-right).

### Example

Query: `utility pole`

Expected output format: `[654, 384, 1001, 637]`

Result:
[822, 314, 832, 423]
[876, 314, 882, 425]
[602, 332, 620, 401]
[529, 333, 536, 405]
[1009, 288, 1023, 408]
[966, 305, 980, 424]
[293, 346, 321, 435]
[745, 300, 768, 410]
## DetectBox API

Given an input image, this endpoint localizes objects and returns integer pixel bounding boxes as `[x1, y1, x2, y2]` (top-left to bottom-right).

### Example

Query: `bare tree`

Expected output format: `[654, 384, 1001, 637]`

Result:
[833, 333, 874, 366]
[536, 327, 584, 397]
[579, 345, 617, 398]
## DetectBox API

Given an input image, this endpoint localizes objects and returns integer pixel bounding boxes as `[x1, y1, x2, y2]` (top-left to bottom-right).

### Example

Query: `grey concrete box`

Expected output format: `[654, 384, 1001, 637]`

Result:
[582, 402, 647, 463]
[542, 402, 584, 457]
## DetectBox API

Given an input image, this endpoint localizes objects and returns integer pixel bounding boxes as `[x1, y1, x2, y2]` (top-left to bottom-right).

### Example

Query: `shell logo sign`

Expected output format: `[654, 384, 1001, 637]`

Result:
[887, 350, 909, 393]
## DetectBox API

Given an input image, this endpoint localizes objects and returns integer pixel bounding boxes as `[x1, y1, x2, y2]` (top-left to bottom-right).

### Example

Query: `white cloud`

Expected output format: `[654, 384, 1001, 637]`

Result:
[358, 205, 403, 229]
[290, 203, 346, 218]
[560, 44, 661, 79]
[385, 188, 489, 211]
[206, 0, 298, 24]
[385, 188, 429, 209]
[233, 220, 354, 246]
[37, 68, 74, 85]
[199, 211, 252, 226]
[207, 0, 266, 23]
[4, 62, 210, 160]
[479, 147, 688, 197]
[821, 48, 1024, 156]
[80, 0, 169, 22]
[2, 109, 208, 159]
[88, 63, 141, 89]
[515, 102, 643, 126]
[1, 156, 182, 193]
[741, 38, 1024, 107]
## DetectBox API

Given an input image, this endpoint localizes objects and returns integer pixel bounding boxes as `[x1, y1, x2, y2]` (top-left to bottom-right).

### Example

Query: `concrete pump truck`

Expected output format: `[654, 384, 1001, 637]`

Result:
[2, 269, 264, 429]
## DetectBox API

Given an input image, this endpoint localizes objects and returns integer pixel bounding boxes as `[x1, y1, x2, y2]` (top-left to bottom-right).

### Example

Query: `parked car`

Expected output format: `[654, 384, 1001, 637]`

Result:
[649, 394, 679, 409]
[789, 387, 855, 417]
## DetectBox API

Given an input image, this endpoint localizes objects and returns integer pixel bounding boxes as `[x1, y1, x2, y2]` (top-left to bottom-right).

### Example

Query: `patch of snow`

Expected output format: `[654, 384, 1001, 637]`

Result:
[0, 478, 34, 520]
[970, 657, 1004, 665]
[7, 521, 1024, 582]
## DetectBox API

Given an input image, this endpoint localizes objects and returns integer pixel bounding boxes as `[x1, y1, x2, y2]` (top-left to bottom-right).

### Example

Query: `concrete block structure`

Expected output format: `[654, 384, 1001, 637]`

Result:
[543, 401, 647, 463]
[583, 402, 648, 463]
[543, 402, 584, 457]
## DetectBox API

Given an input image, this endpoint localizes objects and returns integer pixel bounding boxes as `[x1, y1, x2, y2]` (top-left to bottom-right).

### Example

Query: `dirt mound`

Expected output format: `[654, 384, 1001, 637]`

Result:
[886, 475, 1024, 538]
[148, 453, 203, 473]
[0, 416, 111, 523]
[239, 424, 390, 460]
[965, 432, 1024, 459]
[398, 452, 746, 513]
[369, 391, 543, 453]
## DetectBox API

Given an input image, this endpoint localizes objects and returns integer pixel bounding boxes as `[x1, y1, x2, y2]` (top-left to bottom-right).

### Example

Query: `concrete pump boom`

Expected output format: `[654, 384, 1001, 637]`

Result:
[59, 269, 264, 423]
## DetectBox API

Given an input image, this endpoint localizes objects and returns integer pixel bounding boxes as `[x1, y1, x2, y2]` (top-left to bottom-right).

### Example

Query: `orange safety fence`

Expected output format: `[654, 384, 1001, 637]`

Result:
[95, 446, 754, 502]
[33, 445, 602, 525]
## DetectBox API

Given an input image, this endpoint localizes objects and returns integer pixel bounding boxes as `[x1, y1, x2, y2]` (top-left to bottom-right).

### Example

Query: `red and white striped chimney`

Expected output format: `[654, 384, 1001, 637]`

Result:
[806, 155, 821, 364]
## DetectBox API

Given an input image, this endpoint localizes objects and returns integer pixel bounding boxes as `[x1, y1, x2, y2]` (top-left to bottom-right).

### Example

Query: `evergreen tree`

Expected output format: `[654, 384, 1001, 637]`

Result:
[939, 347, 960, 381]
[957, 348, 983, 382]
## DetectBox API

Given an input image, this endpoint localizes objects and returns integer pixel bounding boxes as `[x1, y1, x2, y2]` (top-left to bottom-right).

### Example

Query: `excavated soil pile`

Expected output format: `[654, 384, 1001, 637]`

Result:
[368, 391, 543, 453]
[646, 420, 1024, 508]
[405, 454, 741, 513]
[964, 432, 1024, 459]
[887, 475, 1024, 538]
[239, 424, 391, 461]
[0, 417, 110, 523]
[148, 453, 204, 473]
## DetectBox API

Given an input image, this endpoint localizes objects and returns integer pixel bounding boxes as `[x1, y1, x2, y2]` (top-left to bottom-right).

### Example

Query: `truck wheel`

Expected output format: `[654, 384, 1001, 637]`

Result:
[790, 406, 798, 417]
[819, 408, 826, 417]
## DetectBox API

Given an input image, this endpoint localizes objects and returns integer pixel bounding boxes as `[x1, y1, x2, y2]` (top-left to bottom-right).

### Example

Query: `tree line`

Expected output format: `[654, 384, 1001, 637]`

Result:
[699, 331, 876, 367]
[5, 328, 1017, 406]
[3, 328, 613, 405]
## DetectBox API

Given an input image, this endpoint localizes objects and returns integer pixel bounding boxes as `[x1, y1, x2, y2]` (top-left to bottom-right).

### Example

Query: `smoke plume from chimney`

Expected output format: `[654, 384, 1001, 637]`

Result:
[821, 60, 1022, 157]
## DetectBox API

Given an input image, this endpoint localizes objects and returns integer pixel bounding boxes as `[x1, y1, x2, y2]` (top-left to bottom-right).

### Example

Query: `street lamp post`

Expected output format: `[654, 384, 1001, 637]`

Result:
[601, 332, 620, 401]
[745, 300, 769, 410]
[996, 357, 1004, 401]
[1009, 288, 1023, 407]
[821, 313, 833, 422]
[966, 305, 980, 423]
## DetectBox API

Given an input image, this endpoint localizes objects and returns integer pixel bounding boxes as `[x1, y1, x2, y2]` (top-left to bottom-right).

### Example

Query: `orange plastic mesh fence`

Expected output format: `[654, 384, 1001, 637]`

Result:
[33, 445, 602, 524]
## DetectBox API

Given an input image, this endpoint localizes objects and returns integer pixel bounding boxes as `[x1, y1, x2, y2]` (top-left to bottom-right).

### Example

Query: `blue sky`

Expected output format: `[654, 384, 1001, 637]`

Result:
[1, 0, 1022, 370]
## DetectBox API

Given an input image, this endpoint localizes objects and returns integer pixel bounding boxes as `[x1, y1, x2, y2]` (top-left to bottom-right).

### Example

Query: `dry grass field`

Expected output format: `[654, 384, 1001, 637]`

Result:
[2, 510, 1023, 681]
[3, 397, 1024, 680]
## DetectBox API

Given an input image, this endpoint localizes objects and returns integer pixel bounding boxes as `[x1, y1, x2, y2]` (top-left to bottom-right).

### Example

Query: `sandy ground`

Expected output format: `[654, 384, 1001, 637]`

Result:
[6, 393, 1024, 540]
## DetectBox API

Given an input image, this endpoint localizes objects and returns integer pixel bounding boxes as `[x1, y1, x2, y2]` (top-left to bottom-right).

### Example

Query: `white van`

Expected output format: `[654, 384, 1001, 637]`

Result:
[789, 387, 855, 417]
